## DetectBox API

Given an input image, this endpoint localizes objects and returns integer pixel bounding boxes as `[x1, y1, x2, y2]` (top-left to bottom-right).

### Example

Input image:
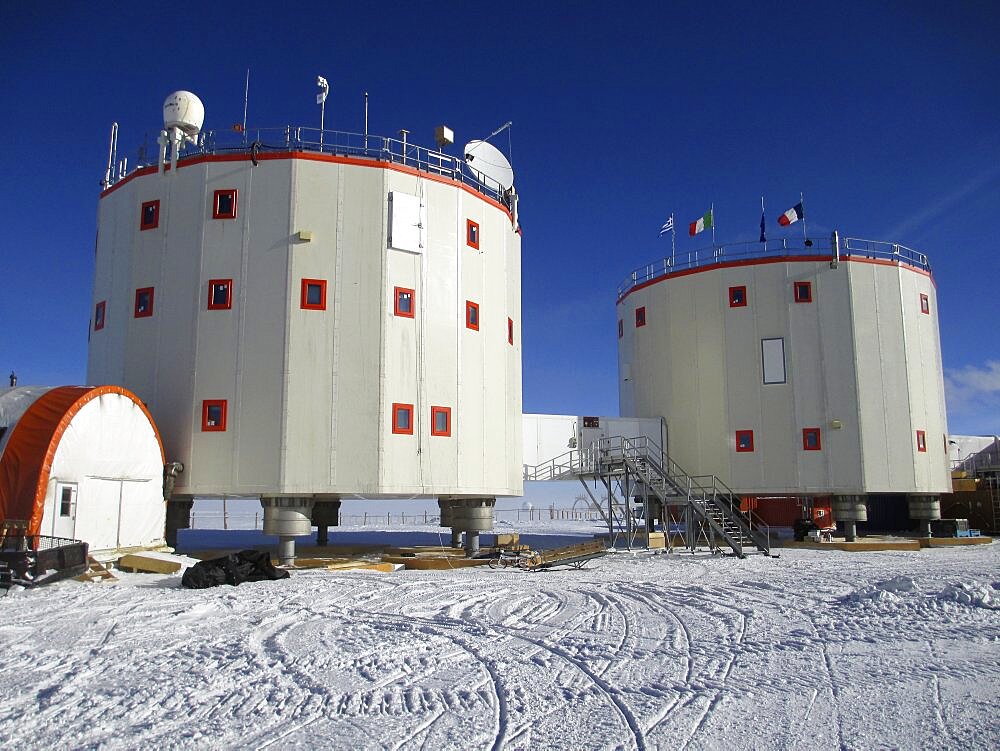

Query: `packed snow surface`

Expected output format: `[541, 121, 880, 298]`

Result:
[1, 523, 998, 750]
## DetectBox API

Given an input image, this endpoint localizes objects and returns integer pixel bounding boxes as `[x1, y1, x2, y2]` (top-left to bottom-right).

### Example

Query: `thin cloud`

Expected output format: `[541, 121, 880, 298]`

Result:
[945, 360, 1000, 434]
[883, 165, 1000, 240]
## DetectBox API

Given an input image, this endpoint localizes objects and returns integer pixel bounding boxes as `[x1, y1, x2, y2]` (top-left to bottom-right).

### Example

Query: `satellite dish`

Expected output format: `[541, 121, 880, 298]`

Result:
[163, 91, 205, 138]
[463, 140, 514, 190]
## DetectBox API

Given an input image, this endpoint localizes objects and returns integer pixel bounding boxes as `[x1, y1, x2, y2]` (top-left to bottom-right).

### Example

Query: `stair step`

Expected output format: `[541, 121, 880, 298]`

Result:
[75, 556, 118, 583]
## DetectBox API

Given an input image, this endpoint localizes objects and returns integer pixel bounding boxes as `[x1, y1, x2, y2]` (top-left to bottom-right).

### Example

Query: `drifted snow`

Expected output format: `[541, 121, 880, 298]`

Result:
[0, 524, 998, 750]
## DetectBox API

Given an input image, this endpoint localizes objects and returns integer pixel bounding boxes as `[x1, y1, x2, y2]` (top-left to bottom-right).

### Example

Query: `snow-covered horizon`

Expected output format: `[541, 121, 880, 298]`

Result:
[1, 522, 997, 749]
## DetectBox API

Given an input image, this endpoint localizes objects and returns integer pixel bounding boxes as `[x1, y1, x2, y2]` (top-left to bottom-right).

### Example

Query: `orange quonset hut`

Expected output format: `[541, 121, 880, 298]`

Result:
[0, 386, 166, 554]
[617, 235, 950, 539]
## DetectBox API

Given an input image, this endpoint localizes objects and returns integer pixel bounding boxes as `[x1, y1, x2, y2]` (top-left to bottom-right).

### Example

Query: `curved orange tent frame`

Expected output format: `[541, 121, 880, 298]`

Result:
[0, 385, 165, 536]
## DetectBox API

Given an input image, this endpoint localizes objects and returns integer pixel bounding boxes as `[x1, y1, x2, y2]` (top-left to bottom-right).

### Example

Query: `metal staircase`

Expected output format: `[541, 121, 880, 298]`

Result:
[524, 435, 772, 558]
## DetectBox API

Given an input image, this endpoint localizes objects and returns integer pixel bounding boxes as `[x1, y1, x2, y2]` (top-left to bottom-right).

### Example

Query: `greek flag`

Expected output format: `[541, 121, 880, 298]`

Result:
[659, 214, 674, 237]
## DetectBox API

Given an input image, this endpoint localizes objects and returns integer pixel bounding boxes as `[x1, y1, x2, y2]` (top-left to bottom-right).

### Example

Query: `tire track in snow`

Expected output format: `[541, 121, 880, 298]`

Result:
[926, 639, 955, 746]
[499, 624, 648, 751]
[619, 583, 695, 737]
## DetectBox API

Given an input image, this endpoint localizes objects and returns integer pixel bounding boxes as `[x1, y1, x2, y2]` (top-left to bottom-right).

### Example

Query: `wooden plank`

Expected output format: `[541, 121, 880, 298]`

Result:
[116, 553, 184, 574]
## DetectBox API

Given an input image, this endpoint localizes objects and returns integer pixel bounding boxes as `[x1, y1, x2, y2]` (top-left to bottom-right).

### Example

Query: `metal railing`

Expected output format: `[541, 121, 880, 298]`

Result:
[617, 236, 932, 301]
[525, 434, 771, 555]
[111, 126, 514, 211]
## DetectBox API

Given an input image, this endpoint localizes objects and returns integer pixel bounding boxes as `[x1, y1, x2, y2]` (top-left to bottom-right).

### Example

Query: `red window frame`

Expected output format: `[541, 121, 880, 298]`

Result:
[735, 430, 755, 453]
[134, 287, 154, 318]
[794, 281, 813, 303]
[392, 402, 414, 435]
[508, 317, 514, 345]
[729, 285, 747, 307]
[618, 319, 624, 339]
[466, 219, 480, 249]
[140, 200, 160, 230]
[394, 286, 415, 318]
[920, 293, 929, 314]
[213, 189, 238, 220]
[635, 306, 646, 328]
[300, 279, 327, 310]
[207, 279, 233, 310]
[94, 301, 106, 331]
[466, 301, 480, 331]
[916, 430, 927, 453]
[430, 406, 452, 437]
[201, 400, 228, 432]
[802, 427, 822, 451]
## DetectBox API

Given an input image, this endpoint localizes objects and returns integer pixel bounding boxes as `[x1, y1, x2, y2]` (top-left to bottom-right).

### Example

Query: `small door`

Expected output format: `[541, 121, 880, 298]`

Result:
[579, 416, 606, 453]
[52, 483, 78, 539]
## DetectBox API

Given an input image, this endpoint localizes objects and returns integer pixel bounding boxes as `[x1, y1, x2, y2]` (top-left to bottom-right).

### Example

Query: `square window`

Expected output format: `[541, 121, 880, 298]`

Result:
[213, 189, 238, 219]
[392, 402, 414, 435]
[201, 400, 228, 432]
[916, 430, 927, 453]
[94, 301, 106, 331]
[140, 200, 160, 230]
[508, 317, 514, 345]
[208, 279, 233, 310]
[618, 319, 624, 339]
[635, 306, 646, 328]
[394, 287, 415, 318]
[134, 287, 154, 318]
[300, 279, 327, 310]
[736, 430, 755, 452]
[466, 301, 480, 331]
[794, 281, 813, 303]
[466, 219, 480, 249]
[729, 285, 747, 307]
[431, 406, 452, 437]
[802, 427, 822, 451]
[920, 293, 929, 314]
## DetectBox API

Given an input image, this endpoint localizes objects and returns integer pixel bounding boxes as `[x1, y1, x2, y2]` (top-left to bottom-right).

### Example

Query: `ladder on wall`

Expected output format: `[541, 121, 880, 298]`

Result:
[525, 436, 772, 558]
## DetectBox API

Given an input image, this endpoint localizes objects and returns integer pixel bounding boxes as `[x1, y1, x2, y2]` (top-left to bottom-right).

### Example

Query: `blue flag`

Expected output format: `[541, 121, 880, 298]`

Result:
[759, 211, 766, 243]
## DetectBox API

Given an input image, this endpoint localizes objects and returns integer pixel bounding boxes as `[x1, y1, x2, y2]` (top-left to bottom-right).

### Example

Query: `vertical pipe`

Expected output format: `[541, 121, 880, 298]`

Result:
[104, 122, 118, 188]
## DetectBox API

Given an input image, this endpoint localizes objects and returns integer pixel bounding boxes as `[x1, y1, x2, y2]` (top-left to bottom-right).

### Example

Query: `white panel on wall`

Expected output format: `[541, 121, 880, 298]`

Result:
[762, 337, 786, 384]
[388, 191, 423, 253]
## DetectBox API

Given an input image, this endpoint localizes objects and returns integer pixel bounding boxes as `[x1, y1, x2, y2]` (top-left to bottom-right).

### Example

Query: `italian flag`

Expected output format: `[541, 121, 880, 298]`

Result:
[689, 209, 713, 236]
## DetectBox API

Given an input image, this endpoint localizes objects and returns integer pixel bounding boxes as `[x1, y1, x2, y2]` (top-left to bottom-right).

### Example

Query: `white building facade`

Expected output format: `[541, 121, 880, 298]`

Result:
[617, 238, 950, 536]
[88, 103, 522, 555]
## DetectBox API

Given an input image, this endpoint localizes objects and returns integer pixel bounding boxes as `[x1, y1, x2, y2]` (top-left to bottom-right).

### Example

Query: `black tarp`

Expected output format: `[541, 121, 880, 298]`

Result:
[181, 550, 289, 589]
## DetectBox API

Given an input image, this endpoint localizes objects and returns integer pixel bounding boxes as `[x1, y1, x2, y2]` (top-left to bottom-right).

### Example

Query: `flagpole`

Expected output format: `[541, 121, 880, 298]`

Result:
[760, 195, 766, 246]
[711, 202, 716, 247]
[800, 191, 807, 242]
[671, 212, 676, 266]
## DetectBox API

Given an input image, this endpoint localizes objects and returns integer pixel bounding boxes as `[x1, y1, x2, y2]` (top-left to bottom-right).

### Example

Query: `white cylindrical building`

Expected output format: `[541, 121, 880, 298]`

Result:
[617, 236, 949, 535]
[88, 94, 522, 553]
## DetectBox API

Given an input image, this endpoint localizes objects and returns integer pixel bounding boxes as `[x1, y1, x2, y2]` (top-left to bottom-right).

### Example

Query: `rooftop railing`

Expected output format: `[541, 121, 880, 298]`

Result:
[617, 235, 931, 301]
[111, 126, 514, 211]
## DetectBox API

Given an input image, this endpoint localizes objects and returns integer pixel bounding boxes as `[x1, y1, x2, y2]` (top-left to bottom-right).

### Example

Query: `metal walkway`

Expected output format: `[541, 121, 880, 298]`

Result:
[524, 435, 772, 558]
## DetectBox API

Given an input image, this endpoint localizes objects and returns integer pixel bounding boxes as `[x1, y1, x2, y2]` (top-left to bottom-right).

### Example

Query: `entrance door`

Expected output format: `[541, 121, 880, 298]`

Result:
[51, 483, 78, 539]
[579, 416, 606, 454]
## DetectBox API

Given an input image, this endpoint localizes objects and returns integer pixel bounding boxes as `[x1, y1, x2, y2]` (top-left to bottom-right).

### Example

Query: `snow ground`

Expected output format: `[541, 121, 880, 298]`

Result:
[1, 523, 998, 750]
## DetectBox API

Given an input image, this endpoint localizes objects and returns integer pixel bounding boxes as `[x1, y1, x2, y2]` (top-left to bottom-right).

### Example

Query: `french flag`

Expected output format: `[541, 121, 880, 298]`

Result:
[778, 202, 804, 227]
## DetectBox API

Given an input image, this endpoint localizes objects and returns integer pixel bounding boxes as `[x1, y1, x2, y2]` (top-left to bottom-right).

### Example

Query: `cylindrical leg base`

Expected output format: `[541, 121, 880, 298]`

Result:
[908, 495, 941, 537]
[439, 497, 495, 556]
[832, 495, 867, 542]
[465, 531, 480, 557]
[278, 536, 296, 567]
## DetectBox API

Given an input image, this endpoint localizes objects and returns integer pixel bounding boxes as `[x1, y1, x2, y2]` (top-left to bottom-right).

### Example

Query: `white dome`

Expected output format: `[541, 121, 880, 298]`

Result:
[163, 90, 205, 136]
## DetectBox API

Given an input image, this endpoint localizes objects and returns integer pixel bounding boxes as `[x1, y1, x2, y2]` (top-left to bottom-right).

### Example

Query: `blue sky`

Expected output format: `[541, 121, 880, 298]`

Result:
[1, 1, 998, 435]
